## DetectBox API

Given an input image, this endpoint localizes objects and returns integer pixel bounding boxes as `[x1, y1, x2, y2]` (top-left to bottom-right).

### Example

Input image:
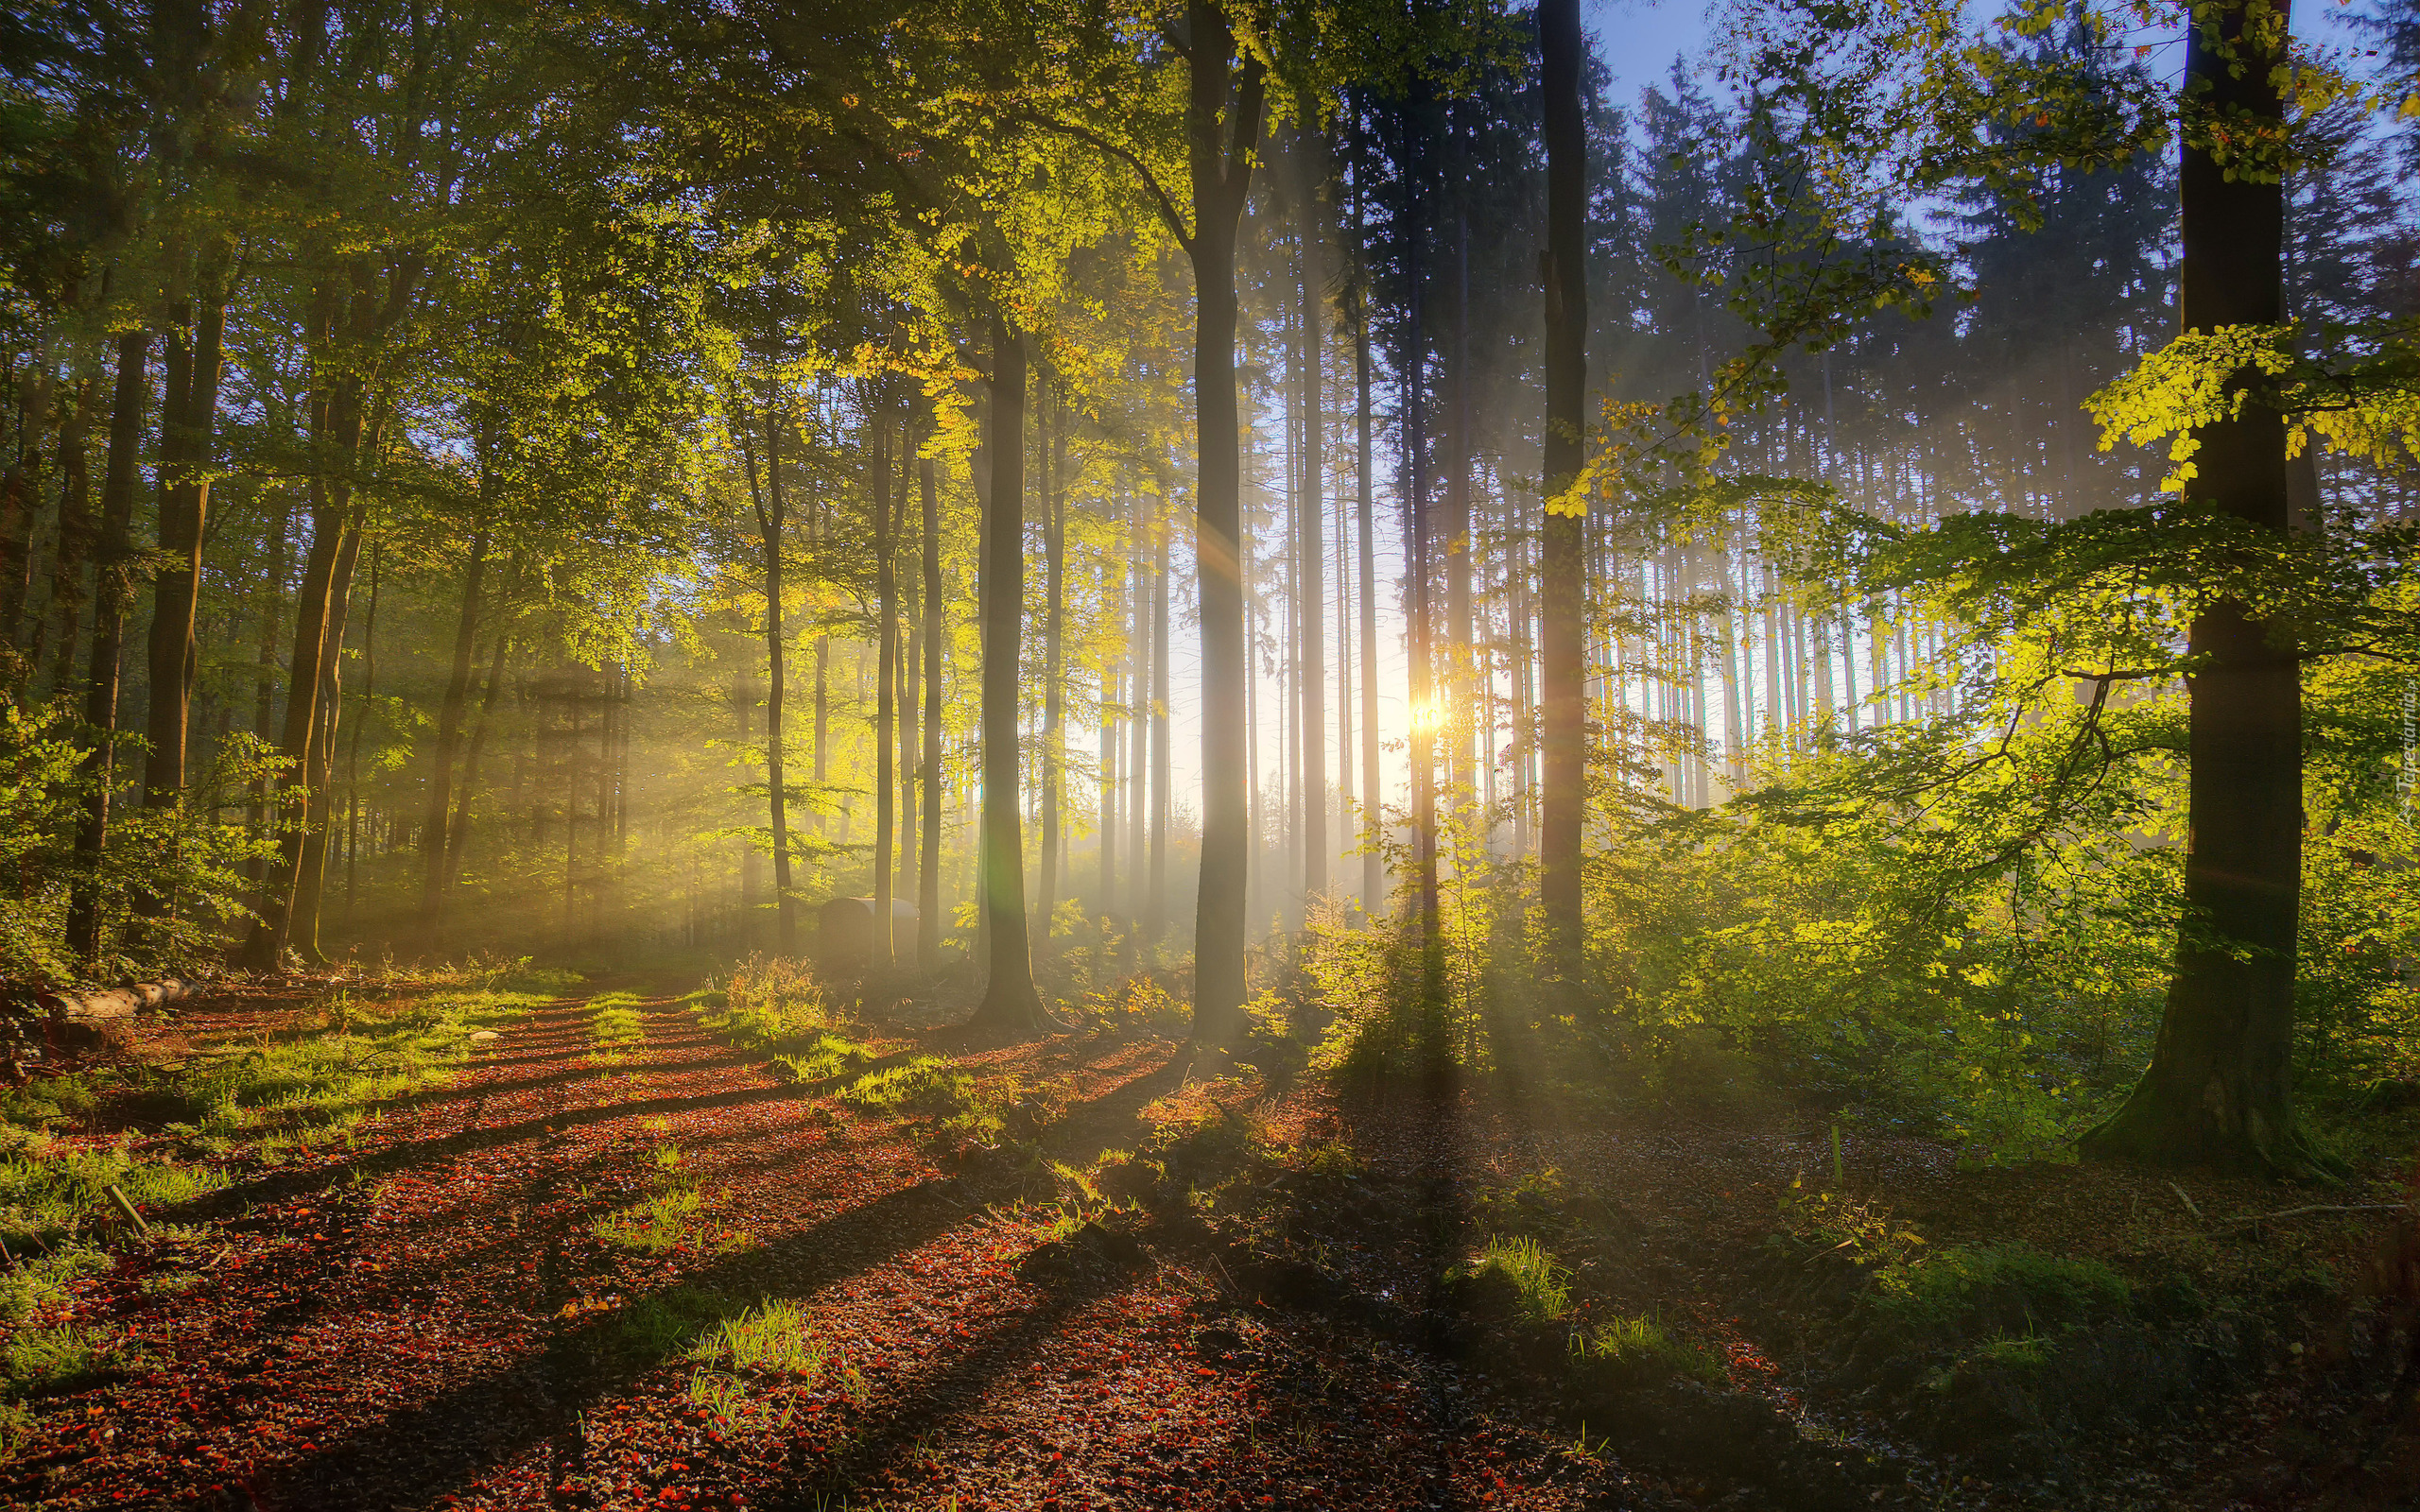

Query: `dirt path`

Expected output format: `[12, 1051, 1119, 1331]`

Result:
[12, 985, 1699, 1512]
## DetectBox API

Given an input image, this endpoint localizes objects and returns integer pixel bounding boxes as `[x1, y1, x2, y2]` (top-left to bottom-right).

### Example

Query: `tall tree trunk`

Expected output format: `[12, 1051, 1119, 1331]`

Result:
[1038, 388, 1065, 940]
[919, 451, 943, 969]
[1149, 502, 1171, 943]
[0, 354, 55, 662]
[873, 420, 898, 974]
[2081, 0, 2315, 1175]
[751, 397, 797, 955]
[1446, 212, 1475, 806]
[1298, 141, 1329, 902]
[1402, 119, 1441, 949]
[1129, 490, 1151, 936]
[1355, 281, 1383, 917]
[421, 492, 491, 921]
[1184, 0, 1268, 1049]
[291, 519, 364, 961]
[444, 630, 510, 894]
[39, 373, 98, 693]
[1538, 0, 1588, 965]
[245, 491, 294, 889]
[969, 316, 1047, 1030]
[141, 241, 230, 820]
[66, 331, 149, 965]
[346, 541, 379, 915]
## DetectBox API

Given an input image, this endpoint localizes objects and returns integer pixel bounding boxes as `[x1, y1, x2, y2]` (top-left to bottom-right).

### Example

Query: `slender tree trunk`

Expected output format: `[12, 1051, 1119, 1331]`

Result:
[444, 631, 510, 894]
[2082, 0, 2315, 1175]
[346, 541, 379, 915]
[1149, 496, 1171, 943]
[141, 241, 230, 820]
[1355, 283, 1382, 917]
[1446, 213, 1475, 807]
[1038, 388, 1065, 940]
[874, 420, 898, 974]
[757, 399, 796, 954]
[1185, 0, 1268, 1048]
[291, 519, 364, 960]
[40, 374, 98, 693]
[66, 331, 148, 964]
[970, 315, 1046, 1030]
[1129, 490, 1151, 936]
[919, 451, 943, 969]
[0, 355, 55, 662]
[1299, 144, 1329, 903]
[1539, 0, 1588, 964]
[421, 493, 491, 921]
[1402, 124, 1441, 948]
[245, 492, 295, 889]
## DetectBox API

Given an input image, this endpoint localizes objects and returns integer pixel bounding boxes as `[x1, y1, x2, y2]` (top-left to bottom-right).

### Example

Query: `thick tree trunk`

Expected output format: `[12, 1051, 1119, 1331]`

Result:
[1539, 0, 1588, 965]
[421, 495, 491, 922]
[919, 452, 943, 969]
[66, 331, 148, 965]
[2081, 0, 2317, 1176]
[1185, 0, 1268, 1049]
[969, 316, 1047, 1030]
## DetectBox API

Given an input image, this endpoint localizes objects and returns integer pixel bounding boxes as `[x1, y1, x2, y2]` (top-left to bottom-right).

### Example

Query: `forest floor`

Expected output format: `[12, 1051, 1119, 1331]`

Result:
[3, 969, 2418, 1511]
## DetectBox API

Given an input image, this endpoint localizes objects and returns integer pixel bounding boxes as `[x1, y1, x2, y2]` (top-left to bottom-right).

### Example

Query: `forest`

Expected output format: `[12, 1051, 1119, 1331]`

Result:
[1, 0, 2417, 1506]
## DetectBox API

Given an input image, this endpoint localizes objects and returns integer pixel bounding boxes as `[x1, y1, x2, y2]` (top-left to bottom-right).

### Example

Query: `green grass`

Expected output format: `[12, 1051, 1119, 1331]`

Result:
[1870, 1243, 2130, 1338]
[771, 1033, 876, 1085]
[1574, 1313, 1727, 1385]
[0, 1242, 111, 1324]
[0, 967, 560, 1248]
[1449, 1233, 1571, 1322]
[591, 1143, 754, 1255]
[3, 1324, 139, 1399]
[685, 1297, 825, 1376]
[587, 992, 647, 1061]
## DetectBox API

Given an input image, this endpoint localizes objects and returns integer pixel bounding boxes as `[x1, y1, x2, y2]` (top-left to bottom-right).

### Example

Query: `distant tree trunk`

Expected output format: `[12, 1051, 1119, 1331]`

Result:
[1539, 0, 1588, 966]
[1354, 280, 1383, 916]
[1184, 0, 1269, 1049]
[748, 396, 797, 955]
[919, 452, 943, 969]
[2081, 0, 2317, 1175]
[421, 490, 492, 922]
[444, 630, 510, 895]
[0, 356, 55, 662]
[1149, 500, 1171, 942]
[66, 330, 148, 965]
[346, 541, 380, 915]
[1038, 387, 1065, 940]
[1298, 140, 1328, 903]
[873, 419, 898, 974]
[969, 315, 1046, 1031]
[245, 492, 295, 890]
[1099, 492, 1122, 919]
[734, 654, 763, 946]
[1446, 212, 1475, 805]
[39, 373, 98, 692]
[1128, 490, 1150, 936]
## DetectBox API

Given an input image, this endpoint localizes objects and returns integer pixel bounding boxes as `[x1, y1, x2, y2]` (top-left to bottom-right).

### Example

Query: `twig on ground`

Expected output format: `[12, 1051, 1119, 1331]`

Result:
[2211, 1202, 2414, 1234]
[2168, 1181, 2202, 1221]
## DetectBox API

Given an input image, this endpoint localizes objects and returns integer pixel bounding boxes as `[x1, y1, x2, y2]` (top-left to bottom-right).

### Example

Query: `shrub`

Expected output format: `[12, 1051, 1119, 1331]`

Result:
[1575, 1314, 1727, 1385]
[1870, 1243, 2129, 1340]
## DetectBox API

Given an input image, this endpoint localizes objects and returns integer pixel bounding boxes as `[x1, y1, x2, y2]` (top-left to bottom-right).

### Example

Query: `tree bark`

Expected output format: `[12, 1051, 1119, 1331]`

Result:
[1184, 0, 1268, 1050]
[38, 373, 98, 693]
[969, 314, 1047, 1031]
[919, 451, 943, 969]
[141, 240, 230, 818]
[444, 630, 510, 895]
[1298, 138, 1329, 903]
[1539, 0, 1588, 966]
[1038, 387, 1065, 939]
[420, 491, 491, 922]
[873, 418, 898, 974]
[750, 396, 797, 954]
[2080, 0, 2317, 1176]
[290, 518, 364, 960]
[66, 331, 149, 965]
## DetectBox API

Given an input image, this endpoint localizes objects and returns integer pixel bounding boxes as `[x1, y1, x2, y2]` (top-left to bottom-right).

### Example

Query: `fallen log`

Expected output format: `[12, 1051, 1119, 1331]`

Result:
[37, 977, 201, 1022]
